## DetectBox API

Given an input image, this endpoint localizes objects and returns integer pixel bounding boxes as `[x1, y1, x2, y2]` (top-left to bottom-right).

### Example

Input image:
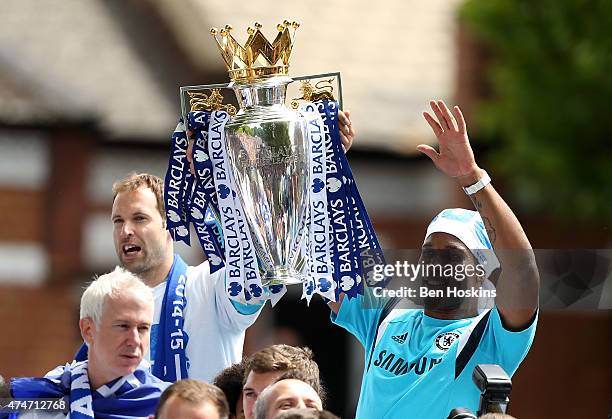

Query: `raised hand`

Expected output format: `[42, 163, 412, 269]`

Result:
[338, 110, 355, 153]
[417, 100, 480, 181]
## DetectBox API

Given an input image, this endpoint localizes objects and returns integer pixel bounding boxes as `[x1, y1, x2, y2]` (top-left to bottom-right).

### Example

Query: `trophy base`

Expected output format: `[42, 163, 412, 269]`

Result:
[262, 267, 304, 286]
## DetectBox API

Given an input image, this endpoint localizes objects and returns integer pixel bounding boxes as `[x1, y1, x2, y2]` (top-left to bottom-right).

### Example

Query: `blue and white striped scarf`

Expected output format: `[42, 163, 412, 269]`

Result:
[9, 360, 169, 418]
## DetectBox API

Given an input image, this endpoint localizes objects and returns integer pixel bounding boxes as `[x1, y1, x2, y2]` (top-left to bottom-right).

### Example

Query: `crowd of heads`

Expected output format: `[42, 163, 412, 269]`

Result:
[213, 344, 331, 419]
[151, 343, 336, 419]
[147, 346, 518, 418]
[241, 344, 323, 418]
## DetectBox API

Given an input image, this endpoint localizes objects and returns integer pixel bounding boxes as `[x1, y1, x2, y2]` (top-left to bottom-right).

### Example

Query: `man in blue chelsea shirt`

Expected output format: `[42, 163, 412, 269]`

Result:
[329, 100, 539, 419]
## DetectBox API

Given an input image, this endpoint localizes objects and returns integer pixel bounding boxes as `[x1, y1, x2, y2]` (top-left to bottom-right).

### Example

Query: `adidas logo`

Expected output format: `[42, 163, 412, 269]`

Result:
[392, 332, 408, 344]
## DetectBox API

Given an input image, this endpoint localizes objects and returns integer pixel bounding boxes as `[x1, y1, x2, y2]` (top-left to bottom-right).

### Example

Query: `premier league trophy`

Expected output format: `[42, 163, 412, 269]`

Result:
[219, 22, 310, 285]
[163, 20, 382, 305]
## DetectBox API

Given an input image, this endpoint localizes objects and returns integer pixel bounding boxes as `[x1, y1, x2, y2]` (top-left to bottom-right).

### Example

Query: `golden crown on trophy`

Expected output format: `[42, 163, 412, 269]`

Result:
[210, 20, 300, 82]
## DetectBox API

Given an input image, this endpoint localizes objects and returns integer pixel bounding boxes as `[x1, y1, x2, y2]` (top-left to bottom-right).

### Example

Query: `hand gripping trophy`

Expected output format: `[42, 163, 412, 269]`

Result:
[163, 20, 383, 305]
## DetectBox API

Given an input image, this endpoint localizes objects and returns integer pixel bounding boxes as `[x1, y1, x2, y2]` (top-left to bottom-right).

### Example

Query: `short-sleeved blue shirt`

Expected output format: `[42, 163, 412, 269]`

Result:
[332, 295, 537, 419]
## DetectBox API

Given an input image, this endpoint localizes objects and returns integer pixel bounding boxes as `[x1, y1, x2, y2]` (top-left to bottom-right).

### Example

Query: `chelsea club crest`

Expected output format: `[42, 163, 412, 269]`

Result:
[435, 332, 460, 351]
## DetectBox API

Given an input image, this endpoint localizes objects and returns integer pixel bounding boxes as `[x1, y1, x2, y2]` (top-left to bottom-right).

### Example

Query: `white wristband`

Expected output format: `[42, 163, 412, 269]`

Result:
[462, 170, 491, 195]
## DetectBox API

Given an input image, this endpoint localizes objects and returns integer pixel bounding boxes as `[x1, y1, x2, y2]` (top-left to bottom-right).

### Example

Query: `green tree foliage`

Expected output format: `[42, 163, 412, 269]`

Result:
[460, 0, 612, 222]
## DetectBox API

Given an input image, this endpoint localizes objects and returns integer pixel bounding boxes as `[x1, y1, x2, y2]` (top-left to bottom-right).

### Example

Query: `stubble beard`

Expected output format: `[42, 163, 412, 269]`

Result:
[120, 246, 164, 281]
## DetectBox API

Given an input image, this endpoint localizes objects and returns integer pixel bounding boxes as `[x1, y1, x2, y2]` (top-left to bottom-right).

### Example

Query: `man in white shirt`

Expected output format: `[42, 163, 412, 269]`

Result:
[103, 173, 261, 383]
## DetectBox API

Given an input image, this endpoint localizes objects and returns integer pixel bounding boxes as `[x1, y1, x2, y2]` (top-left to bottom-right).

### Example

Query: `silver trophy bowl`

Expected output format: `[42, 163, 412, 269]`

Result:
[224, 75, 309, 285]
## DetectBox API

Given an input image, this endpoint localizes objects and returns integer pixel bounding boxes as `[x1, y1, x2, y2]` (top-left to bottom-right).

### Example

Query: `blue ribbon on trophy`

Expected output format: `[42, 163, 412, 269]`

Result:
[301, 103, 335, 302]
[207, 110, 267, 304]
[162, 20, 384, 304]
[164, 121, 192, 245]
[188, 111, 226, 273]
[319, 101, 362, 300]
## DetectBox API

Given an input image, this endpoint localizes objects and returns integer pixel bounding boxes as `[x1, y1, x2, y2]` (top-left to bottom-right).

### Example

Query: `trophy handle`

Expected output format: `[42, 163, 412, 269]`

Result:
[290, 72, 343, 110]
[180, 72, 343, 125]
